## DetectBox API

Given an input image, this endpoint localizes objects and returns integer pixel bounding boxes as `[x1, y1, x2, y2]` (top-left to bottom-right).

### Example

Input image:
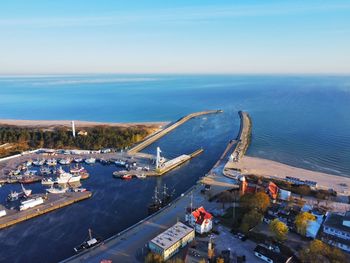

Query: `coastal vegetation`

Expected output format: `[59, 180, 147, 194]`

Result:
[0, 125, 154, 157]
[299, 239, 346, 263]
[269, 219, 288, 242]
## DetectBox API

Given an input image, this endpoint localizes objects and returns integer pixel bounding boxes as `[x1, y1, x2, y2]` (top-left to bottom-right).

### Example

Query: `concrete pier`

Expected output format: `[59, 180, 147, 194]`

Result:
[0, 191, 92, 230]
[127, 110, 222, 154]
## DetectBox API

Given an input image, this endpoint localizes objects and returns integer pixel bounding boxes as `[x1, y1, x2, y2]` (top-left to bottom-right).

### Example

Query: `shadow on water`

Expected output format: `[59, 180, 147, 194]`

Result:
[0, 111, 238, 263]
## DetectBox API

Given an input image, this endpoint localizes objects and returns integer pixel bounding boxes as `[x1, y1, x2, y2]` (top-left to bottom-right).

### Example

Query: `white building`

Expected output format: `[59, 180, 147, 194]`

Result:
[148, 222, 195, 261]
[186, 206, 213, 234]
[322, 211, 350, 252]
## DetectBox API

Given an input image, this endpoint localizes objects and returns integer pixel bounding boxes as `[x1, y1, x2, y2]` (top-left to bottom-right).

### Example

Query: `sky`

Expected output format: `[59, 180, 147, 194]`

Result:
[0, 0, 350, 75]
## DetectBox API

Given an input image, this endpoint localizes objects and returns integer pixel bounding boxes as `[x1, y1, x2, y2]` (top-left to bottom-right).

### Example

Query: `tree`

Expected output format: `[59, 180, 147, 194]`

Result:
[144, 252, 163, 263]
[269, 219, 288, 242]
[240, 209, 262, 233]
[294, 185, 311, 199]
[240, 192, 270, 213]
[294, 212, 316, 236]
[299, 239, 346, 263]
[216, 258, 224, 263]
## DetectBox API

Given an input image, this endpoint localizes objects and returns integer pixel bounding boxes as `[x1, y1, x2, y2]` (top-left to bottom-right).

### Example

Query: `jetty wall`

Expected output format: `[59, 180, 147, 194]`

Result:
[127, 110, 222, 154]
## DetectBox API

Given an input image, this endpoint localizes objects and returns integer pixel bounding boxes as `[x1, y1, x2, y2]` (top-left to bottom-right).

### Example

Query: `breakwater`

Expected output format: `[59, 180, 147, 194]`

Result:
[127, 110, 223, 154]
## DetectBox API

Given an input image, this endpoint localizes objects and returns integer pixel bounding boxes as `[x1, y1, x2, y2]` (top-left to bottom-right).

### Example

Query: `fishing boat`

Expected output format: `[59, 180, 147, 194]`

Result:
[56, 166, 65, 175]
[23, 170, 37, 176]
[99, 158, 110, 165]
[21, 184, 32, 197]
[136, 173, 147, 179]
[40, 166, 51, 175]
[33, 159, 46, 166]
[55, 172, 81, 184]
[121, 174, 133, 180]
[46, 159, 57, 166]
[25, 160, 33, 167]
[79, 171, 89, 180]
[59, 158, 72, 165]
[74, 158, 83, 163]
[7, 191, 21, 201]
[114, 160, 126, 167]
[46, 185, 68, 194]
[72, 187, 87, 193]
[19, 176, 39, 184]
[70, 164, 86, 174]
[85, 158, 96, 164]
[41, 178, 55, 185]
[74, 229, 102, 254]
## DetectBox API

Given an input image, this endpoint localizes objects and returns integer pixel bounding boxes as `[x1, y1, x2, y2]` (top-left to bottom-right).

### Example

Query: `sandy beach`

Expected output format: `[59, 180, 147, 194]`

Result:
[0, 119, 168, 128]
[226, 156, 350, 195]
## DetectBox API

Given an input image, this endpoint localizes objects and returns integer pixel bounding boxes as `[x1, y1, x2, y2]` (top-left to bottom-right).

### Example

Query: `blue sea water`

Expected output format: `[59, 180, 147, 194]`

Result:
[0, 75, 350, 262]
[1, 74, 350, 176]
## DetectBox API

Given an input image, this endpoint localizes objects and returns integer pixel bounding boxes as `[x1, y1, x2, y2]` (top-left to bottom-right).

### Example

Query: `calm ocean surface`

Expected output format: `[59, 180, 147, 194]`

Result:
[1, 74, 350, 176]
[0, 75, 350, 262]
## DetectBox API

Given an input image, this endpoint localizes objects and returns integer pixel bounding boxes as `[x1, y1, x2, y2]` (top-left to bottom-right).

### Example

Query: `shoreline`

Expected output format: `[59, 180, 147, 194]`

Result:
[0, 119, 168, 128]
[226, 155, 350, 195]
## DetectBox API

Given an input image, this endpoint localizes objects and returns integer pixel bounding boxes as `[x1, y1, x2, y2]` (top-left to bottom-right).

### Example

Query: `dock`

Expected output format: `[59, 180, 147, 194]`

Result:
[0, 191, 92, 230]
[127, 110, 222, 154]
[157, 148, 203, 175]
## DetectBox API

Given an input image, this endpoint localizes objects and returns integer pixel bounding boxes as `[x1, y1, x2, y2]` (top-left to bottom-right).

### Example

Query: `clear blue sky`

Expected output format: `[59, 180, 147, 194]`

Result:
[1, 0, 349, 74]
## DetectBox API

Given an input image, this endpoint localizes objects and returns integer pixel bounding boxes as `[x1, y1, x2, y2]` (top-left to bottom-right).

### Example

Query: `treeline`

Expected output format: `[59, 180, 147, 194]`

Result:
[0, 125, 151, 151]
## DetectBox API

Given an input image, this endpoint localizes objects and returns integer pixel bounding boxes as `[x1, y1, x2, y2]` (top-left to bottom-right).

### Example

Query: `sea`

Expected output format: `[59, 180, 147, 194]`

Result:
[0, 74, 349, 262]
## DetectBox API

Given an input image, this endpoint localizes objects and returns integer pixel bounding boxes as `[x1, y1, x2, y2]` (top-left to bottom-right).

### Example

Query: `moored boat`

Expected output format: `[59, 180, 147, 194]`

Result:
[46, 159, 57, 166]
[59, 158, 73, 165]
[74, 229, 102, 253]
[46, 185, 68, 194]
[121, 174, 133, 180]
[85, 158, 96, 164]
[74, 158, 83, 163]
[55, 172, 81, 184]
[41, 178, 55, 185]
[115, 160, 126, 167]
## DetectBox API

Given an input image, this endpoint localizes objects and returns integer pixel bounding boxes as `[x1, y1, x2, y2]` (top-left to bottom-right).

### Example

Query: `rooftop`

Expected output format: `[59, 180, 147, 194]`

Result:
[254, 245, 292, 263]
[191, 206, 213, 225]
[324, 212, 350, 233]
[150, 222, 194, 250]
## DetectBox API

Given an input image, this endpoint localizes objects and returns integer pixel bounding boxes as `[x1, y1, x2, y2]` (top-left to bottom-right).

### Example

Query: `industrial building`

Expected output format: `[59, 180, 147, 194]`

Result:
[148, 222, 195, 261]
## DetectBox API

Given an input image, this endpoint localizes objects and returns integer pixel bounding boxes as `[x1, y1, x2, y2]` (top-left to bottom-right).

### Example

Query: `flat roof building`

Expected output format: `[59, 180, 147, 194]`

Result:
[148, 222, 195, 261]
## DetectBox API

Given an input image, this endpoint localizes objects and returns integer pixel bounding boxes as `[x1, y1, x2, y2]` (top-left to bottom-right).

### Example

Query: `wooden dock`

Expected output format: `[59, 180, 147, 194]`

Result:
[0, 191, 92, 230]
[127, 110, 223, 154]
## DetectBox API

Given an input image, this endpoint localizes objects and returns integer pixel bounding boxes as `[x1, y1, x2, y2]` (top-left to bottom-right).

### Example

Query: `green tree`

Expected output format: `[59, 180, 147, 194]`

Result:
[240, 209, 262, 233]
[294, 212, 316, 236]
[269, 219, 288, 242]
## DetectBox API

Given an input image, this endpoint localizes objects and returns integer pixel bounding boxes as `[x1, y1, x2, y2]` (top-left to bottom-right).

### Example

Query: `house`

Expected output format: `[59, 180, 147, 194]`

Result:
[321, 211, 350, 252]
[254, 244, 293, 263]
[148, 222, 195, 261]
[186, 206, 213, 234]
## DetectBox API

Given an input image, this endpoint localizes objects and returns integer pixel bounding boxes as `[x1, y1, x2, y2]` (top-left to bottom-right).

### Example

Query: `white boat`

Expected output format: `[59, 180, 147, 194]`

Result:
[136, 173, 147, 179]
[115, 160, 126, 167]
[70, 164, 86, 174]
[25, 160, 33, 167]
[56, 166, 65, 175]
[0, 210, 6, 218]
[74, 158, 83, 163]
[21, 184, 32, 197]
[72, 187, 87, 193]
[20, 197, 44, 211]
[40, 166, 51, 175]
[33, 159, 45, 166]
[59, 158, 72, 165]
[85, 158, 96, 164]
[55, 172, 81, 184]
[46, 186, 68, 194]
[46, 159, 57, 166]
[24, 170, 37, 176]
[41, 178, 55, 185]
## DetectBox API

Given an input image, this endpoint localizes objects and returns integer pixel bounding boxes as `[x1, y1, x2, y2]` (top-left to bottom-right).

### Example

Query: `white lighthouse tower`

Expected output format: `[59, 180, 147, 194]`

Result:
[71, 121, 76, 138]
[156, 147, 162, 169]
